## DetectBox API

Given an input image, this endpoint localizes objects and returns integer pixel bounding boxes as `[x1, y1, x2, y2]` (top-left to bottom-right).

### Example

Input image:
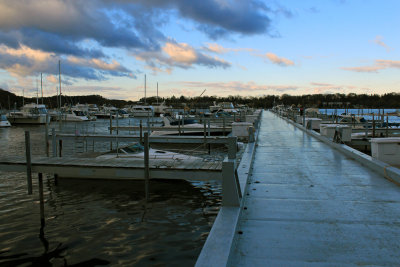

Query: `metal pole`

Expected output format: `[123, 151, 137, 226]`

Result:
[208, 119, 211, 136]
[25, 131, 33, 195]
[144, 132, 150, 202]
[38, 173, 45, 227]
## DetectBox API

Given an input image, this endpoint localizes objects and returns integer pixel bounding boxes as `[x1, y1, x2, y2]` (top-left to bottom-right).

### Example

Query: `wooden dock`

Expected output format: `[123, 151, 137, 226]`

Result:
[0, 155, 223, 180]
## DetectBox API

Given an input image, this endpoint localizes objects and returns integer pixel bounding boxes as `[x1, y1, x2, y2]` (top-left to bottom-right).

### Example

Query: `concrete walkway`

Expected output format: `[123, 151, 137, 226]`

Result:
[229, 111, 400, 266]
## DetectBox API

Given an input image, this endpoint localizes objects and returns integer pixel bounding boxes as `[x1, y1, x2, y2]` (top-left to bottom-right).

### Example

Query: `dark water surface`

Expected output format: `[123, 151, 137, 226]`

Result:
[0, 118, 221, 266]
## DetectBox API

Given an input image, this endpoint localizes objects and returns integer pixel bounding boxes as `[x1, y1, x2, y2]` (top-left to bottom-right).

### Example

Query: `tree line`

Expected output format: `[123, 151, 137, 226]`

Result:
[1, 89, 399, 110]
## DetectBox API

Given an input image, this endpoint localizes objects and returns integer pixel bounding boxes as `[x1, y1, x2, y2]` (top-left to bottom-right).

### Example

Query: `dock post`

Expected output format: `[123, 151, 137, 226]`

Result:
[222, 160, 240, 206]
[38, 173, 45, 228]
[147, 116, 151, 135]
[52, 128, 56, 157]
[372, 114, 376, 138]
[228, 136, 237, 159]
[140, 120, 143, 144]
[116, 112, 119, 156]
[45, 114, 49, 157]
[58, 140, 63, 157]
[144, 132, 150, 202]
[223, 117, 226, 135]
[208, 119, 211, 136]
[178, 118, 181, 136]
[25, 131, 33, 195]
[386, 115, 389, 137]
[109, 113, 113, 150]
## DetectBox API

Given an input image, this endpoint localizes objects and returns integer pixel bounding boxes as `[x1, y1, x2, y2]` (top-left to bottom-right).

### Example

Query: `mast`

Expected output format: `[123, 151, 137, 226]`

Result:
[36, 76, 39, 105]
[59, 60, 62, 109]
[41, 73, 43, 104]
[22, 89, 24, 106]
[144, 74, 147, 105]
[157, 82, 158, 104]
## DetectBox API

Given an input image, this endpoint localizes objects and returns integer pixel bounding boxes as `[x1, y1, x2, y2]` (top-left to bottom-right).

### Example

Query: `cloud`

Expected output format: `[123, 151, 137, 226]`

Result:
[309, 82, 367, 94]
[371, 35, 391, 52]
[203, 43, 257, 54]
[135, 40, 231, 73]
[176, 81, 299, 93]
[0, 44, 133, 80]
[341, 59, 400, 73]
[260, 52, 295, 66]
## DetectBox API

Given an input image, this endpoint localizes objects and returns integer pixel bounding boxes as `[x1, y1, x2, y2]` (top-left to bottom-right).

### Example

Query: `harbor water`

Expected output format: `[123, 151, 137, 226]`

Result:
[0, 117, 221, 266]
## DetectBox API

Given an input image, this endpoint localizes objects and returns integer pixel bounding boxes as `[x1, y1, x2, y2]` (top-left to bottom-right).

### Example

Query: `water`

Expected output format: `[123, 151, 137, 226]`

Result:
[323, 108, 400, 124]
[0, 118, 221, 266]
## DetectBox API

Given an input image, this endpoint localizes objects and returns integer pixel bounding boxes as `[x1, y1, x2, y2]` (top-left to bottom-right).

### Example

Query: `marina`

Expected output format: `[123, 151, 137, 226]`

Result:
[2, 106, 400, 266]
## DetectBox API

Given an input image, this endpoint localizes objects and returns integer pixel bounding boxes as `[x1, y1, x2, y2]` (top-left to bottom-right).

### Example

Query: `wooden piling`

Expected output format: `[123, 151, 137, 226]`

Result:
[52, 128, 56, 157]
[386, 115, 389, 137]
[45, 114, 49, 157]
[140, 120, 143, 144]
[58, 140, 63, 157]
[144, 132, 150, 202]
[25, 131, 33, 195]
[372, 114, 376, 138]
[38, 173, 45, 227]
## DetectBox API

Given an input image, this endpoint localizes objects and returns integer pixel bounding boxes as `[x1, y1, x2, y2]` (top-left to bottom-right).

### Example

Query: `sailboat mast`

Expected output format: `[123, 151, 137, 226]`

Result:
[22, 89, 24, 106]
[36, 76, 39, 105]
[157, 82, 158, 104]
[41, 73, 43, 104]
[144, 74, 147, 105]
[59, 60, 62, 109]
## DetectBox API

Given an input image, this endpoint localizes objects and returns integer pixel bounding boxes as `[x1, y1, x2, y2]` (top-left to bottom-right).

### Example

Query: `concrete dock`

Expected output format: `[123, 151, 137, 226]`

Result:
[227, 111, 400, 266]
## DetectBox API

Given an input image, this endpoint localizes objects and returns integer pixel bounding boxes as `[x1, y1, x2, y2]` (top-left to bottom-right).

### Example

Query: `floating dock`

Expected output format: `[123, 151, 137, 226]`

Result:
[197, 110, 400, 266]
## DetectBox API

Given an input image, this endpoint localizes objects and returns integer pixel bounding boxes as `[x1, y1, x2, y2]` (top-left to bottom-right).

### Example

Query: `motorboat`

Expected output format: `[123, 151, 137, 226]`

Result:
[209, 102, 237, 114]
[96, 143, 201, 161]
[7, 103, 50, 124]
[129, 105, 154, 117]
[0, 114, 11, 127]
[60, 110, 90, 122]
[151, 101, 171, 117]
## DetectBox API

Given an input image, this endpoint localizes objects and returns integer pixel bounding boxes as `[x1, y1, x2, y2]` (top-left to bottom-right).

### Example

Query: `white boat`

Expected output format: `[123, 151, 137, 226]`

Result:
[210, 102, 237, 114]
[0, 114, 11, 127]
[129, 105, 154, 117]
[7, 103, 50, 124]
[151, 101, 171, 116]
[72, 104, 97, 120]
[60, 110, 89, 122]
[96, 143, 200, 161]
[95, 105, 118, 119]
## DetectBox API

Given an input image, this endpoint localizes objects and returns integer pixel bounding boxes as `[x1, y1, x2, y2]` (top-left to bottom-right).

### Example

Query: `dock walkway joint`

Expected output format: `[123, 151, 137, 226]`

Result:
[227, 111, 400, 266]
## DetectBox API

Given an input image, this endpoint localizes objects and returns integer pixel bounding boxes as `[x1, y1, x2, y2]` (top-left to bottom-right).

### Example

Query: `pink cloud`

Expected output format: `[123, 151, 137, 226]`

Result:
[262, 52, 294, 66]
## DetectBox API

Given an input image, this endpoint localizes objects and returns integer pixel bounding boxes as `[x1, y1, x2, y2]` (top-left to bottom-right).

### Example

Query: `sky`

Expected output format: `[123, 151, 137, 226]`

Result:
[0, 0, 399, 101]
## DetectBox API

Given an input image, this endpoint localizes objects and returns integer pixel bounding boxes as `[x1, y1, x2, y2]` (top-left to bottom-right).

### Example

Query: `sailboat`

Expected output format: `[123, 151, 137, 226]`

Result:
[129, 75, 154, 117]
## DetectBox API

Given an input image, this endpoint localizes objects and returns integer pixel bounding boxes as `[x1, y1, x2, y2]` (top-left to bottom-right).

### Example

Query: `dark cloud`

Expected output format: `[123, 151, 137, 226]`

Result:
[0, 0, 278, 80]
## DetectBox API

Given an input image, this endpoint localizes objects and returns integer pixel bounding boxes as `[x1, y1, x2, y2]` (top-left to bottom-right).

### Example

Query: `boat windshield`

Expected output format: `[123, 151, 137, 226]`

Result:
[29, 107, 48, 114]
[73, 110, 85, 116]
[0, 115, 7, 121]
